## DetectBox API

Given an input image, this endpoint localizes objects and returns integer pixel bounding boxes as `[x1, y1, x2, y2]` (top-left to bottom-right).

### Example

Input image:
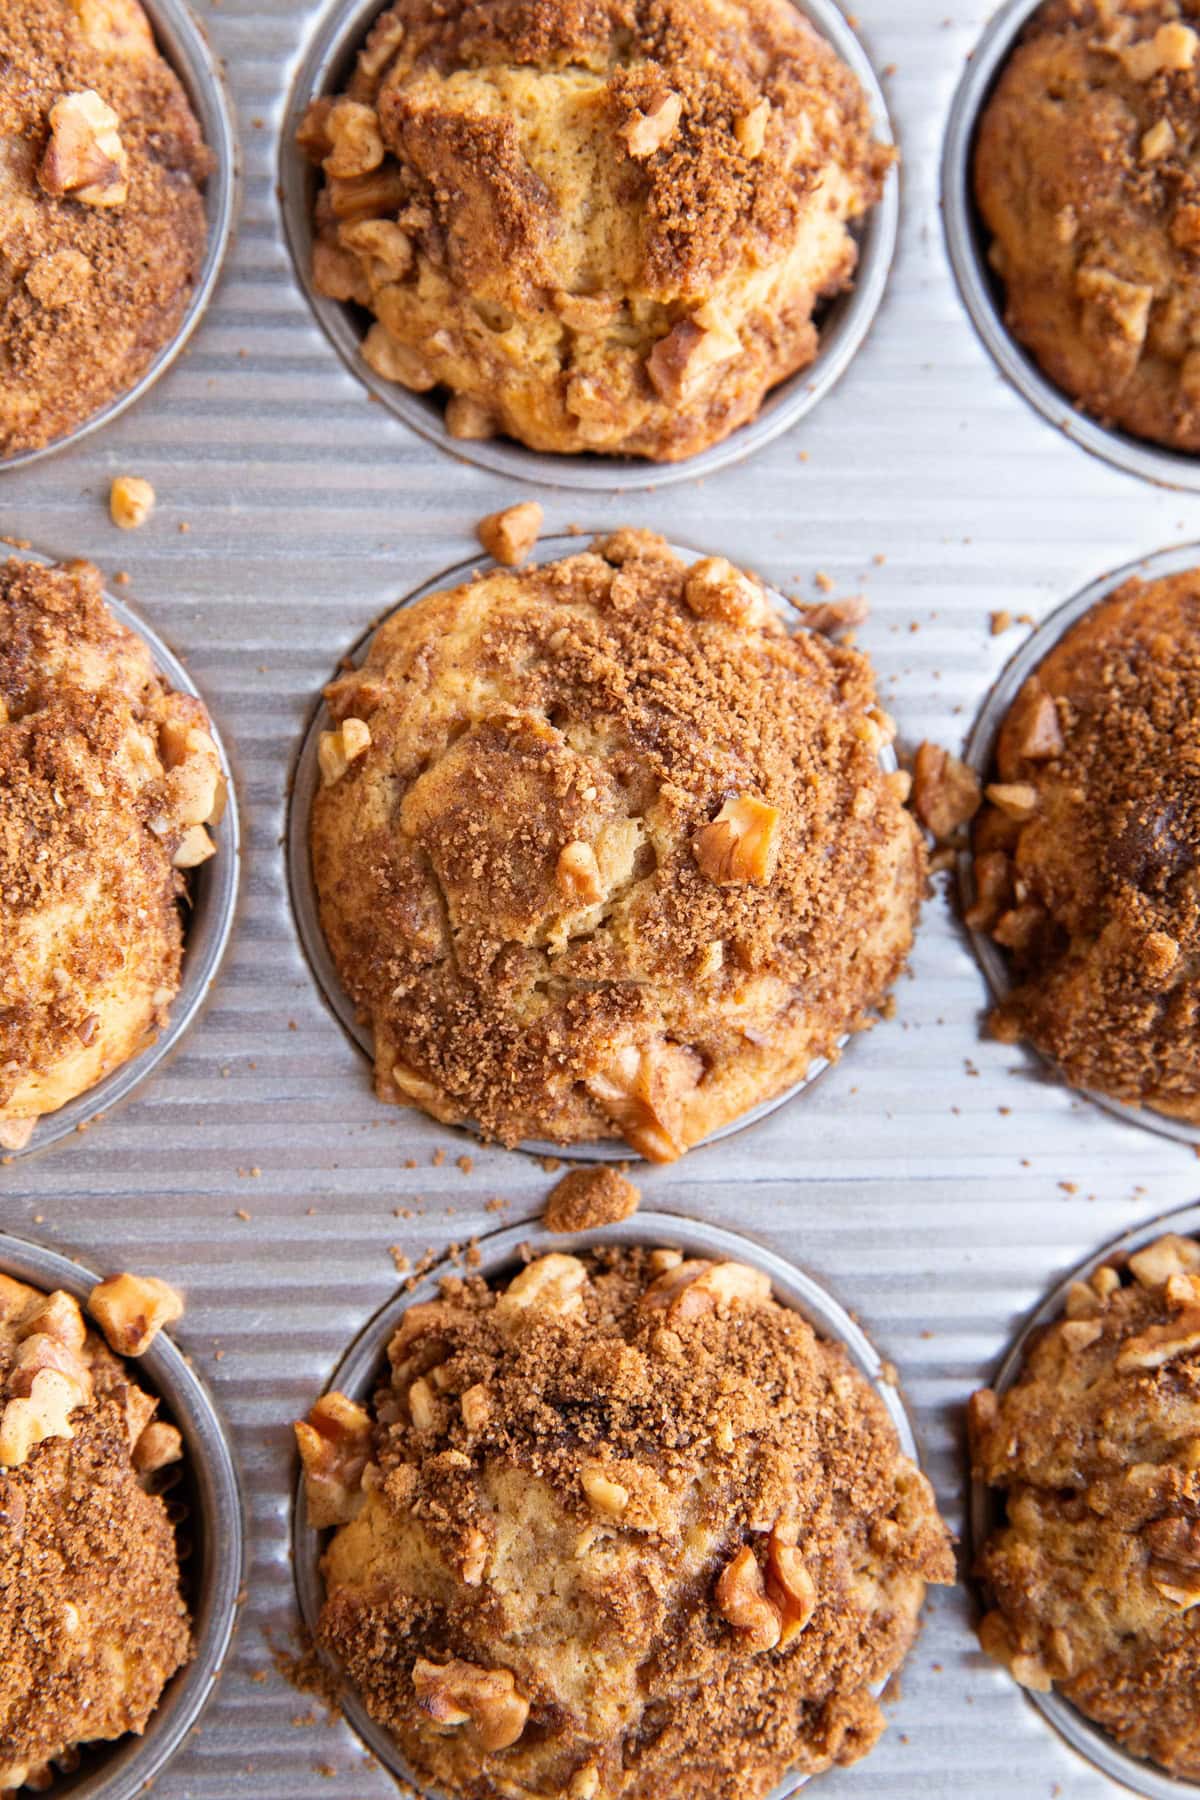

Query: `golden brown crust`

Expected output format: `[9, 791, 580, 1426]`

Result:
[0, 0, 211, 457]
[971, 570, 1200, 1118]
[975, 0, 1200, 453]
[971, 1233, 1200, 1779]
[310, 1248, 954, 1800]
[300, 0, 891, 461]
[311, 532, 923, 1159]
[0, 557, 225, 1140]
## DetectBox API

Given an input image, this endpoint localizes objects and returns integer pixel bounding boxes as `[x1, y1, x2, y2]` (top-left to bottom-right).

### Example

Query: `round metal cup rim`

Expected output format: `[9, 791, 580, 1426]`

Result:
[942, 0, 1200, 495]
[0, 548, 241, 1161]
[969, 1199, 1200, 1799]
[0, 1228, 245, 1800]
[958, 540, 1200, 1145]
[292, 1208, 923, 1800]
[286, 531, 898, 1162]
[0, 0, 238, 474]
[276, 0, 898, 493]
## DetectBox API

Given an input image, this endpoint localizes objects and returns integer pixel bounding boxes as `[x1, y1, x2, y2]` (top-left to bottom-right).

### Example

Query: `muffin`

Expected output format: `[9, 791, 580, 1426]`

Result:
[969, 570, 1200, 1118]
[297, 0, 892, 462]
[297, 1247, 954, 1800]
[0, 557, 227, 1150]
[0, 1272, 189, 1792]
[310, 531, 922, 1160]
[0, 0, 211, 458]
[975, 0, 1200, 454]
[971, 1230, 1200, 1779]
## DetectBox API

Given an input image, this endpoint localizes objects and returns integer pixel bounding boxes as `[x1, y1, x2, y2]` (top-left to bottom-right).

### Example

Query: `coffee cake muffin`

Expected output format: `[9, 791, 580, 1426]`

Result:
[310, 531, 922, 1160]
[298, 1247, 954, 1799]
[0, 0, 211, 458]
[0, 557, 227, 1150]
[297, 0, 892, 462]
[975, 0, 1200, 454]
[969, 570, 1200, 1119]
[971, 1230, 1200, 1778]
[0, 1273, 189, 1792]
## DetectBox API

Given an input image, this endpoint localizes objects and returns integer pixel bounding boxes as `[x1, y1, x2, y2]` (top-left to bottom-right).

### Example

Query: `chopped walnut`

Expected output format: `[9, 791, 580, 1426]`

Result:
[38, 89, 129, 207]
[568, 1769, 601, 1800]
[683, 557, 768, 628]
[445, 395, 498, 440]
[623, 91, 682, 158]
[1059, 1318, 1102, 1353]
[557, 840, 604, 905]
[1076, 267, 1153, 371]
[339, 218, 413, 279]
[1142, 117, 1176, 161]
[133, 1419, 183, 1475]
[545, 1167, 641, 1234]
[1128, 1235, 1200, 1288]
[295, 1390, 373, 1528]
[911, 742, 982, 841]
[318, 718, 371, 788]
[477, 501, 544, 567]
[323, 99, 385, 179]
[1116, 1309, 1200, 1372]
[109, 475, 155, 530]
[585, 1040, 701, 1163]
[641, 1258, 771, 1323]
[985, 781, 1039, 822]
[171, 824, 216, 869]
[1008, 690, 1065, 762]
[581, 1463, 630, 1517]
[15, 1289, 85, 1352]
[87, 1273, 184, 1357]
[693, 795, 781, 887]
[766, 1523, 817, 1644]
[646, 318, 740, 402]
[157, 705, 226, 830]
[0, 1370, 83, 1469]
[460, 1384, 492, 1432]
[715, 1545, 782, 1653]
[412, 1658, 530, 1751]
[1119, 21, 1198, 80]
[735, 98, 771, 158]
[496, 1254, 589, 1329]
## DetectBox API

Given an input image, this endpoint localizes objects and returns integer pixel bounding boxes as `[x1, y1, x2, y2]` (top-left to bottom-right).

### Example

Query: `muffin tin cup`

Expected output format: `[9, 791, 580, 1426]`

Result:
[969, 1199, 1200, 1800]
[278, 0, 898, 493]
[0, 0, 238, 473]
[287, 533, 901, 1163]
[1, 549, 241, 1161]
[942, 0, 1200, 495]
[959, 540, 1200, 1148]
[0, 1228, 244, 1800]
[293, 1209, 924, 1800]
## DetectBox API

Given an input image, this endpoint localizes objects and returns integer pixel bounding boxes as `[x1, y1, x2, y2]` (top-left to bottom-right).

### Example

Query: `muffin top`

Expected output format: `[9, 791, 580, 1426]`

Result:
[0, 558, 226, 1150]
[299, 0, 890, 461]
[299, 1247, 954, 1800]
[970, 571, 1200, 1117]
[975, 0, 1200, 453]
[311, 531, 922, 1160]
[971, 1231, 1200, 1779]
[0, 0, 211, 458]
[0, 1274, 189, 1793]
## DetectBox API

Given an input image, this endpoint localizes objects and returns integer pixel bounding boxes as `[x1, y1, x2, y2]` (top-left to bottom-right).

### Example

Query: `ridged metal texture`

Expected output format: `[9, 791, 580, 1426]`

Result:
[4, 0, 1200, 1792]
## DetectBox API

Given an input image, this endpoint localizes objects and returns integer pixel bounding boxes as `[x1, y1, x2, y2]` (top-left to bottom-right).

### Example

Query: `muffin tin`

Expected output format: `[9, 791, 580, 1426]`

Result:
[5, 0, 1200, 1794]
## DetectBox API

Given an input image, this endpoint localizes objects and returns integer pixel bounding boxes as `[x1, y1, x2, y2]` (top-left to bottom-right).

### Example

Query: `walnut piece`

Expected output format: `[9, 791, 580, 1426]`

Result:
[735, 98, 771, 158]
[477, 501, 544, 568]
[0, 1370, 84, 1469]
[623, 91, 682, 158]
[544, 1167, 641, 1234]
[646, 318, 740, 402]
[585, 1040, 701, 1163]
[38, 89, 129, 207]
[1116, 1308, 1200, 1372]
[412, 1658, 530, 1751]
[88, 1272, 184, 1357]
[1128, 1235, 1200, 1288]
[460, 1384, 491, 1432]
[581, 1463, 630, 1517]
[715, 1545, 781, 1652]
[683, 557, 769, 628]
[766, 1522, 817, 1645]
[157, 704, 226, 832]
[985, 781, 1039, 823]
[496, 1254, 589, 1329]
[557, 840, 604, 905]
[641, 1258, 771, 1323]
[109, 475, 155, 530]
[693, 795, 781, 887]
[323, 99, 385, 179]
[133, 1419, 183, 1474]
[911, 742, 982, 841]
[172, 824, 216, 869]
[318, 717, 371, 787]
[295, 1390, 374, 1528]
[1119, 22, 1198, 80]
[1010, 690, 1065, 762]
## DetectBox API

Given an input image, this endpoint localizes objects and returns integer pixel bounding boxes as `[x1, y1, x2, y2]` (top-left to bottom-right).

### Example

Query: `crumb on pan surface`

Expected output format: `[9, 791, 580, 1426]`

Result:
[544, 1167, 641, 1233]
[970, 570, 1200, 1119]
[975, 0, 1200, 454]
[0, 557, 226, 1144]
[0, 1272, 189, 1795]
[310, 530, 924, 1161]
[0, 0, 211, 459]
[298, 0, 892, 462]
[971, 1231, 1200, 1779]
[298, 1247, 954, 1800]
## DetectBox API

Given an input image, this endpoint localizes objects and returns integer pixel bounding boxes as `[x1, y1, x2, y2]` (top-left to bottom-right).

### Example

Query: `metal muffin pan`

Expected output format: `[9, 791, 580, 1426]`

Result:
[969, 1199, 1200, 1800]
[277, 0, 899, 493]
[0, 1229, 244, 1800]
[0, 0, 238, 473]
[293, 1210, 925, 1800]
[943, 0, 1200, 495]
[959, 540, 1200, 1148]
[286, 532, 898, 1163]
[1, 548, 241, 1162]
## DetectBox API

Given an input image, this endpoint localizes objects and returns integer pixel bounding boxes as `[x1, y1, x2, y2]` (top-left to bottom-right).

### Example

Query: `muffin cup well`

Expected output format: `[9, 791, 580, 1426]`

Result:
[0, 1229, 244, 1800]
[287, 533, 901, 1162]
[1, 550, 241, 1161]
[943, 0, 1200, 494]
[969, 1200, 1200, 1800]
[293, 1209, 925, 1800]
[958, 541, 1200, 1147]
[0, 0, 237, 473]
[278, 0, 897, 494]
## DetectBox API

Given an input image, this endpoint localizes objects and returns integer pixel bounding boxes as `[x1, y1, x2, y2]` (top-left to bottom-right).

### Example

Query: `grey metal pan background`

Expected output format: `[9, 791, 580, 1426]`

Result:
[5, 0, 1200, 1794]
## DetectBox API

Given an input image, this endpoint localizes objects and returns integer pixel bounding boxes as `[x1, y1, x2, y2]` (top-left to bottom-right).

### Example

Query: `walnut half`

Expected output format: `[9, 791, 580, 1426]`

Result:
[412, 1658, 529, 1751]
[693, 795, 780, 887]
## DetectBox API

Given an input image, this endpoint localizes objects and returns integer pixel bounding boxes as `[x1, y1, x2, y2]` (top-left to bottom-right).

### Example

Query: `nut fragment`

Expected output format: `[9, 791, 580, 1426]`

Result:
[1009, 690, 1064, 762]
[496, 1254, 589, 1328]
[623, 91, 682, 157]
[323, 99, 385, 179]
[172, 825, 216, 869]
[412, 1658, 530, 1751]
[683, 557, 768, 628]
[1128, 1235, 1200, 1288]
[477, 501, 544, 567]
[545, 1167, 641, 1234]
[984, 782, 1039, 823]
[1116, 1308, 1200, 1372]
[581, 1463, 630, 1517]
[1119, 21, 1198, 79]
[87, 1272, 184, 1357]
[911, 742, 982, 841]
[0, 1370, 83, 1469]
[766, 1526, 817, 1644]
[460, 1384, 492, 1433]
[646, 317, 740, 402]
[1142, 117, 1176, 161]
[715, 1545, 782, 1652]
[133, 1419, 183, 1474]
[109, 475, 155, 530]
[557, 840, 604, 905]
[318, 718, 371, 787]
[735, 98, 771, 158]
[585, 1040, 701, 1163]
[15, 1289, 85, 1352]
[693, 795, 780, 887]
[38, 89, 129, 206]
[295, 1390, 373, 1528]
[641, 1258, 771, 1323]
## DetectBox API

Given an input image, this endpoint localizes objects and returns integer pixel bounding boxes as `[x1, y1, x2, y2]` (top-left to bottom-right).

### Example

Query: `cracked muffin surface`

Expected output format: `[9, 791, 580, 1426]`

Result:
[970, 570, 1200, 1119]
[975, 0, 1200, 453]
[0, 0, 211, 458]
[971, 1231, 1200, 1779]
[298, 1247, 954, 1800]
[0, 557, 227, 1150]
[0, 1274, 189, 1795]
[298, 0, 892, 462]
[310, 531, 922, 1160]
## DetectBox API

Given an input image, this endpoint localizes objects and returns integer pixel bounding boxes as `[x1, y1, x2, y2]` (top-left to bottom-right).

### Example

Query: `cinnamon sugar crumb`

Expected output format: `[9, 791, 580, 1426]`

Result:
[544, 1167, 641, 1233]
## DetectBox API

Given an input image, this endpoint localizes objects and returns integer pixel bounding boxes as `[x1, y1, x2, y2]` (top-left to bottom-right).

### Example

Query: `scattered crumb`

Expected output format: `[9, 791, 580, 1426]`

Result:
[544, 1166, 641, 1234]
[109, 475, 155, 530]
[989, 609, 1013, 636]
[456, 1154, 474, 1175]
[477, 500, 544, 567]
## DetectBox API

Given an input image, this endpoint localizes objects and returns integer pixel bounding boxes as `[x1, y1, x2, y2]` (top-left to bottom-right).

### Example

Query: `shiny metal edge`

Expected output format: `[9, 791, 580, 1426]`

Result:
[292, 1209, 925, 1800]
[1, 548, 242, 1161]
[0, 1228, 245, 1800]
[942, 0, 1200, 495]
[275, 0, 898, 493]
[968, 1199, 1200, 1800]
[0, 0, 239, 474]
